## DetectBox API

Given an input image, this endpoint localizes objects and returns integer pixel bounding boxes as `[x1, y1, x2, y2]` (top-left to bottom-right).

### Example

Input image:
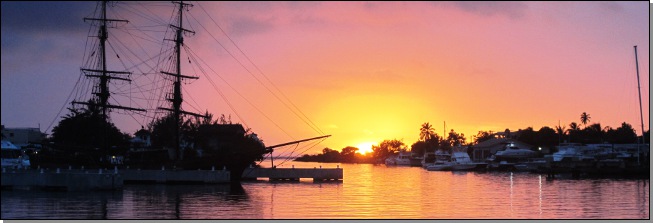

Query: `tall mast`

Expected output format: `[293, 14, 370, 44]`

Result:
[73, 1, 145, 115]
[71, 1, 145, 165]
[634, 45, 645, 165]
[158, 1, 205, 162]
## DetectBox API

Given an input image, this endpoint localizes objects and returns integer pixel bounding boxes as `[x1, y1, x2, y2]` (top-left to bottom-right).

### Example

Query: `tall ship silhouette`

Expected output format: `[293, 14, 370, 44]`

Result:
[35, 1, 329, 181]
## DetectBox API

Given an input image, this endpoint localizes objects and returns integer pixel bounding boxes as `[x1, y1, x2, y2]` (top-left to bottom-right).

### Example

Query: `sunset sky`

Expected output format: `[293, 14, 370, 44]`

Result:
[1, 1, 650, 155]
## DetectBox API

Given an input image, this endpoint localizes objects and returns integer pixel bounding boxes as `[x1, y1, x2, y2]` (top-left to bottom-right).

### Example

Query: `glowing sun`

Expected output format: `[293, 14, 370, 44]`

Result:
[356, 142, 375, 155]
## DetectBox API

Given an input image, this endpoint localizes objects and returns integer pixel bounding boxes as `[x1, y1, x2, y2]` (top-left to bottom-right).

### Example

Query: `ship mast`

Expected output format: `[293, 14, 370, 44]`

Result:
[158, 1, 206, 162]
[70, 1, 145, 166]
[72, 1, 145, 115]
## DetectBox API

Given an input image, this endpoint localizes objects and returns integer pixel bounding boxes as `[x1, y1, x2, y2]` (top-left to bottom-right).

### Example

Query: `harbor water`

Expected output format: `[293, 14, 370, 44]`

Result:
[1, 161, 649, 219]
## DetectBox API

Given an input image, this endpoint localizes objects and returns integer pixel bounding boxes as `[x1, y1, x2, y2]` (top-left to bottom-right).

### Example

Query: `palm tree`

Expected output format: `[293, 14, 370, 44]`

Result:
[580, 112, 591, 128]
[568, 122, 581, 143]
[420, 122, 435, 142]
[555, 124, 567, 143]
[569, 122, 580, 131]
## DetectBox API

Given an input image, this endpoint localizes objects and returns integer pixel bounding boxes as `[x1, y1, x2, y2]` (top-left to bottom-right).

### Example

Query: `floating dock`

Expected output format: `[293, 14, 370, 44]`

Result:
[241, 167, 343, 182]
[1, 168, 122, 191]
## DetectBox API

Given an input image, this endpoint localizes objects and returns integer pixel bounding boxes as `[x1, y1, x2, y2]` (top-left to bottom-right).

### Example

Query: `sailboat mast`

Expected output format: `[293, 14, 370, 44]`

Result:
[634, 45, 645, 165]
[634, 46, 645, 144]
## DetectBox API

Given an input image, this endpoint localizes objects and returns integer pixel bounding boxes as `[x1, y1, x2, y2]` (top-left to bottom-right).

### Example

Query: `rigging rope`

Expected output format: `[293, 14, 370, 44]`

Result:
[196, 2, 325, 136]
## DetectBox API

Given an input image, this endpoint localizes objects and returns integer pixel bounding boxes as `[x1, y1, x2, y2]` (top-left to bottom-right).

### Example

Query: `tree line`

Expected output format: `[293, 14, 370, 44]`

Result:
[296, 112, 649, 164]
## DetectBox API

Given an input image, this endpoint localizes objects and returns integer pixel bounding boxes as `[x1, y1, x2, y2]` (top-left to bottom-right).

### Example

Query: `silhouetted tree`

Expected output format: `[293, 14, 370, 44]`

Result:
[642, 130, 650, 144]
[537, 126, 558, 148]
[583, 123, 604, 143]
[606, 122, 637, 144]
[371, 139, 406, 162]
[426, 133, 442, 152]
[580, 112, 591, 128]
[516, 127, 536, 146]
[474, 130, 495, 144]
[555, 124, 567, 143]
[420, 122, 436, 142]
[49, 105, 131, 167]
[411, 141, 428, 157]
[340, 146, 359, 163]
[447, 129, 466, 147]
[319, 148, 339, 162]
[568, 122, 581, 143]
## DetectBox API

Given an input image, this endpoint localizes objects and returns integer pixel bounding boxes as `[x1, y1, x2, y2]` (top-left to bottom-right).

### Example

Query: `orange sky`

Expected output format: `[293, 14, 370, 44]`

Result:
[1, 2, 650, 156]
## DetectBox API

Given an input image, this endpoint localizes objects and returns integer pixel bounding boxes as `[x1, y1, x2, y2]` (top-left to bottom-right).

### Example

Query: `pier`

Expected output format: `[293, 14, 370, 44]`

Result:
[1, 166, 344, 191]
[1, 168, 122, 191]
[241, 167, 343, 182]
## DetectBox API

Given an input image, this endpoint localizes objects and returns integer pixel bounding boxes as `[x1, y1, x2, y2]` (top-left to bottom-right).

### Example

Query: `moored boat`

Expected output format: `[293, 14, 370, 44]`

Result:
[425, 161, 452, 171]
[1, 140, 30, 169]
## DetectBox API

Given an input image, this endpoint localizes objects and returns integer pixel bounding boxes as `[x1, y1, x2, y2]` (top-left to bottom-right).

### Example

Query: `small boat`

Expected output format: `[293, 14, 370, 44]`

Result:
[494, 142, 537, 160]
[385, 151, 414, 166]
[396, 151, 413, 166]
[448, 151, 479, 171]
[422, 150, 451, 168]
[1, 140, 30, 169]
[384, 156, 397, 165]
[425, 149, 482, 171]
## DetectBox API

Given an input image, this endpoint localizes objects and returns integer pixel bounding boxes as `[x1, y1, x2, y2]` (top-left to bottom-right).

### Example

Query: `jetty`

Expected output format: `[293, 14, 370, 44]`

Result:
[1, 165, 343, 191]
[1, 167, 122, 191]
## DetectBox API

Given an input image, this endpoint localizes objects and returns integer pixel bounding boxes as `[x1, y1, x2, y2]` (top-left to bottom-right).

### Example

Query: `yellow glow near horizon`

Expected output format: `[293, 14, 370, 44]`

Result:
[356, 142, 375, 155]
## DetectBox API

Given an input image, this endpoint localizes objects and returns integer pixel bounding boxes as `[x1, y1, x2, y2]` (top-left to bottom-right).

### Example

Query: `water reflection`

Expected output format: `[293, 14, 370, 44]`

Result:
[1, 162, 649, 219]
[510, 172, 513, 217]
[1, 189, 123, 219]
[538, 174, 542, 216]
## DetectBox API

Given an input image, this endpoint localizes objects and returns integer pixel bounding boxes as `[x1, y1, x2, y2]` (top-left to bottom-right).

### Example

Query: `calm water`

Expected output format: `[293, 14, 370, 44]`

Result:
[1, 161, 649, 219]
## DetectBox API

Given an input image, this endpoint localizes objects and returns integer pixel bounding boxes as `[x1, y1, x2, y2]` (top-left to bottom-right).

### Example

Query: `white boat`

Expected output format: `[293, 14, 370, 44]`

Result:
[385, 151, 412, 166]
[448, 151, 478, 171]
[385, 152, 423, 166]
[1, 140, 30, 168]
[395, 151, 412, 166]
[494, 143, 537, 159]
[425, 150, 481, 171]
[384, 157, 396, 165]
[421, 150, 451, 168]
[552, 143, 596, 162]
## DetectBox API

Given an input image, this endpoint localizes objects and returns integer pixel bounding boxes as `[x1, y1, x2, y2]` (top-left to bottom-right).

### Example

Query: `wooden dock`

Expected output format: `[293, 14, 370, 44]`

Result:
[241, 167, 343, 181]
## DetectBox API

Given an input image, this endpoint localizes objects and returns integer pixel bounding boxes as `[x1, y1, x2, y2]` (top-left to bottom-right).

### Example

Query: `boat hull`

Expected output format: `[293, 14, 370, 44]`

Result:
[426, 163, 452, 171]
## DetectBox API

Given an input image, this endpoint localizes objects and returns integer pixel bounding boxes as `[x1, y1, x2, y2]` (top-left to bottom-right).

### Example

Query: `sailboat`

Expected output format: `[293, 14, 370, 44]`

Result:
[38, 1, 329, 181]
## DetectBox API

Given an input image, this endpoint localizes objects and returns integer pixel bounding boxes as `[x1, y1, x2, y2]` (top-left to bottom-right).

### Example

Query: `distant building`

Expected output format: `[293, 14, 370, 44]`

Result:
[1, 125, 46, 150]
[470, 137, 533, 162]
